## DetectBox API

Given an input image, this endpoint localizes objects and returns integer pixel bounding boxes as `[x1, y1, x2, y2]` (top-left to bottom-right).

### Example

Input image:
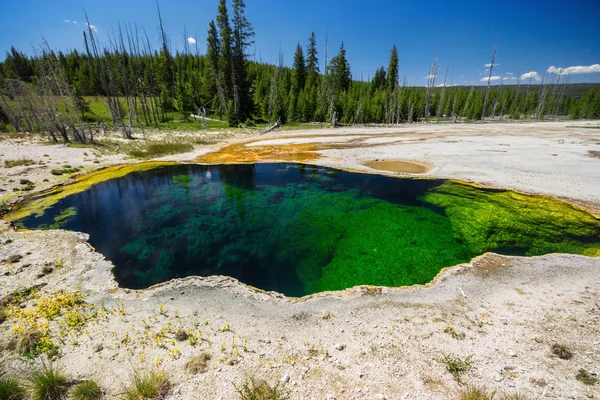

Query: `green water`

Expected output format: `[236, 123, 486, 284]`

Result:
[15, 163, 600, 296]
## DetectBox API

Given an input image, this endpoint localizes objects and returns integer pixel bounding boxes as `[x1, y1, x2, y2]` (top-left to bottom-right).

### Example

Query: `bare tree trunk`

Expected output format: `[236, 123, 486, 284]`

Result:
[510, 69, 522, 117]
[436, 62, 449, 122]
[424, 54, 438, 123]
[481, 45, 496, 120]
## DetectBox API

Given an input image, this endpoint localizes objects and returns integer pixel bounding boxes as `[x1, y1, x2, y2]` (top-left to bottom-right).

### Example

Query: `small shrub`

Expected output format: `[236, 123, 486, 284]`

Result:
[29, 364, 69, 400]
[575, 368, 598, 385]
[123, 372, 169, 400]
[184, 353, 211, 374]
[0, 307, 7, 324]
[0, 376, 26, 400]
[550, 343, 573, 360]
[234, 377, 290, 400]
[70, 380, 102, 400]
[19, 179, 32, 185]
[4, 159, 35, 168]
[437, 352, 473, 382]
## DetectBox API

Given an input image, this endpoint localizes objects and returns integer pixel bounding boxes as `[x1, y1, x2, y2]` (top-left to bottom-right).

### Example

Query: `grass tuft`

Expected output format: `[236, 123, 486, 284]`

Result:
[458, 386, 495, 400]
[575, 368, 598, 386]
[550, 343, 573, 360]
[29, 363, 69, 400]
[16, 329, 43, 357]
[234, 377, 290, 400]
[122, 372, 169, 400]
[458, 386, 528, 400]
[70, 380, 102, 400]
[4, 159, 35, 168]
[0, 376, 26, 400]
[184, 352, 211, 375]
[51, 168, 79, 176]
[437, 352, 473, 382]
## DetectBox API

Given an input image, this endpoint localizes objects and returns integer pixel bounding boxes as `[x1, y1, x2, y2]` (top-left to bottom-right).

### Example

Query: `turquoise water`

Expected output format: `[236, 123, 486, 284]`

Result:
[16, 163, 600, 296]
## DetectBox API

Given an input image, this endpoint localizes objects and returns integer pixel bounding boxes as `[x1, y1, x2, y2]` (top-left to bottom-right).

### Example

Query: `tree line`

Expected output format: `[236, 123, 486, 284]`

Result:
[1, 0, 599, 143]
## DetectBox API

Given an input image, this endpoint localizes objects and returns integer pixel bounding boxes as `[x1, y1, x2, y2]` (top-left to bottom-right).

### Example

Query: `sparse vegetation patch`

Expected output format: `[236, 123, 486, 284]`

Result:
[4, 159, 35, 168]
[437, 352, 473, 382]
[234, 377, 290, 400]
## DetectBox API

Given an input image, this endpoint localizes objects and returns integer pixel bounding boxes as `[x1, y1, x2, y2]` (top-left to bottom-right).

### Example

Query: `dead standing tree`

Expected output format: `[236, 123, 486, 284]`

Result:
[84, 13, 132, 139]
[481, 45, 496, 120]
[424, 54, 437, 123]
[436, 62, 450, 122]
[1, 44, 95, 143]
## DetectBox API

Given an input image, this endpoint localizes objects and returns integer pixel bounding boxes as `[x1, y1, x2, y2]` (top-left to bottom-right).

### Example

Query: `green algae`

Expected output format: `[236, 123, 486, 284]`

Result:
[37, 207, 78, 230]
[421, 182, 600, 257]
[120, 179, 471, 294]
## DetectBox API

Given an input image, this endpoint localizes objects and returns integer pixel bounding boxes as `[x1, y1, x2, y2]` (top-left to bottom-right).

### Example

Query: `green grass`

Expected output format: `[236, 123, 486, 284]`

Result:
[70, 380, 102, 400]
[234, 377, 290, 400]
[29, 364, 69, 400]
[122, 372, 169, 400]
[126, 142, 194, 158]
[0, 376, 26, 400]
[575, 369, 598, 385]
[50, 168, 80, 176]
[4, 159, 36, 168]
[437, 352, 473, 382]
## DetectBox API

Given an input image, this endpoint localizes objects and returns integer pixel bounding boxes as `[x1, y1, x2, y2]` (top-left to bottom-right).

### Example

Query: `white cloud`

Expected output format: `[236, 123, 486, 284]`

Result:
[63, 19, 70, 23]
[520, 71, 541, 81]
[506, 72, 514, 76]
[484, 63, 499, 68]
[73, 20, 77, 24]
[187, 37, 197, 45]
[547, 64, 600, 75]
[437, 83, 458, 87]
[424, 73, 436, 80]
[87, 23, 97, 32]
[480, 75, 501, 82]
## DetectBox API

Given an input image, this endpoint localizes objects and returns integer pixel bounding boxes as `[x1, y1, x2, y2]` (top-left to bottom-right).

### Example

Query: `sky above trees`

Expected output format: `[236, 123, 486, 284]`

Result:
[1, 0, 599, 85]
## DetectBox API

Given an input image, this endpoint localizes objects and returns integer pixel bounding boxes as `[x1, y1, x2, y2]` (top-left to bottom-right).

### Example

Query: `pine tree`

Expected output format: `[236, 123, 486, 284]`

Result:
[328, 42, 351, 93]
[387, 44, 398, 91]
[306, 32, 319, 81]
[372, 66, 386, 92]
[231, 0, 254, 121]
[216, 0, 232, 107]
[206, 20, 221, 113]
[292, 43, 306, 94]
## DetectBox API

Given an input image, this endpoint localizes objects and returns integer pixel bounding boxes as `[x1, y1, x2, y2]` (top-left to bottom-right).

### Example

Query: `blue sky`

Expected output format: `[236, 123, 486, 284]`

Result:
[1, 0, 599, 86]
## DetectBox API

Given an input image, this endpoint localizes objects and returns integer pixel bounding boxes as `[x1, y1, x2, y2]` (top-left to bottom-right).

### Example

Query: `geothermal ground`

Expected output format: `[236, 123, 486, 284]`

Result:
[1, 121, 599, 399]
